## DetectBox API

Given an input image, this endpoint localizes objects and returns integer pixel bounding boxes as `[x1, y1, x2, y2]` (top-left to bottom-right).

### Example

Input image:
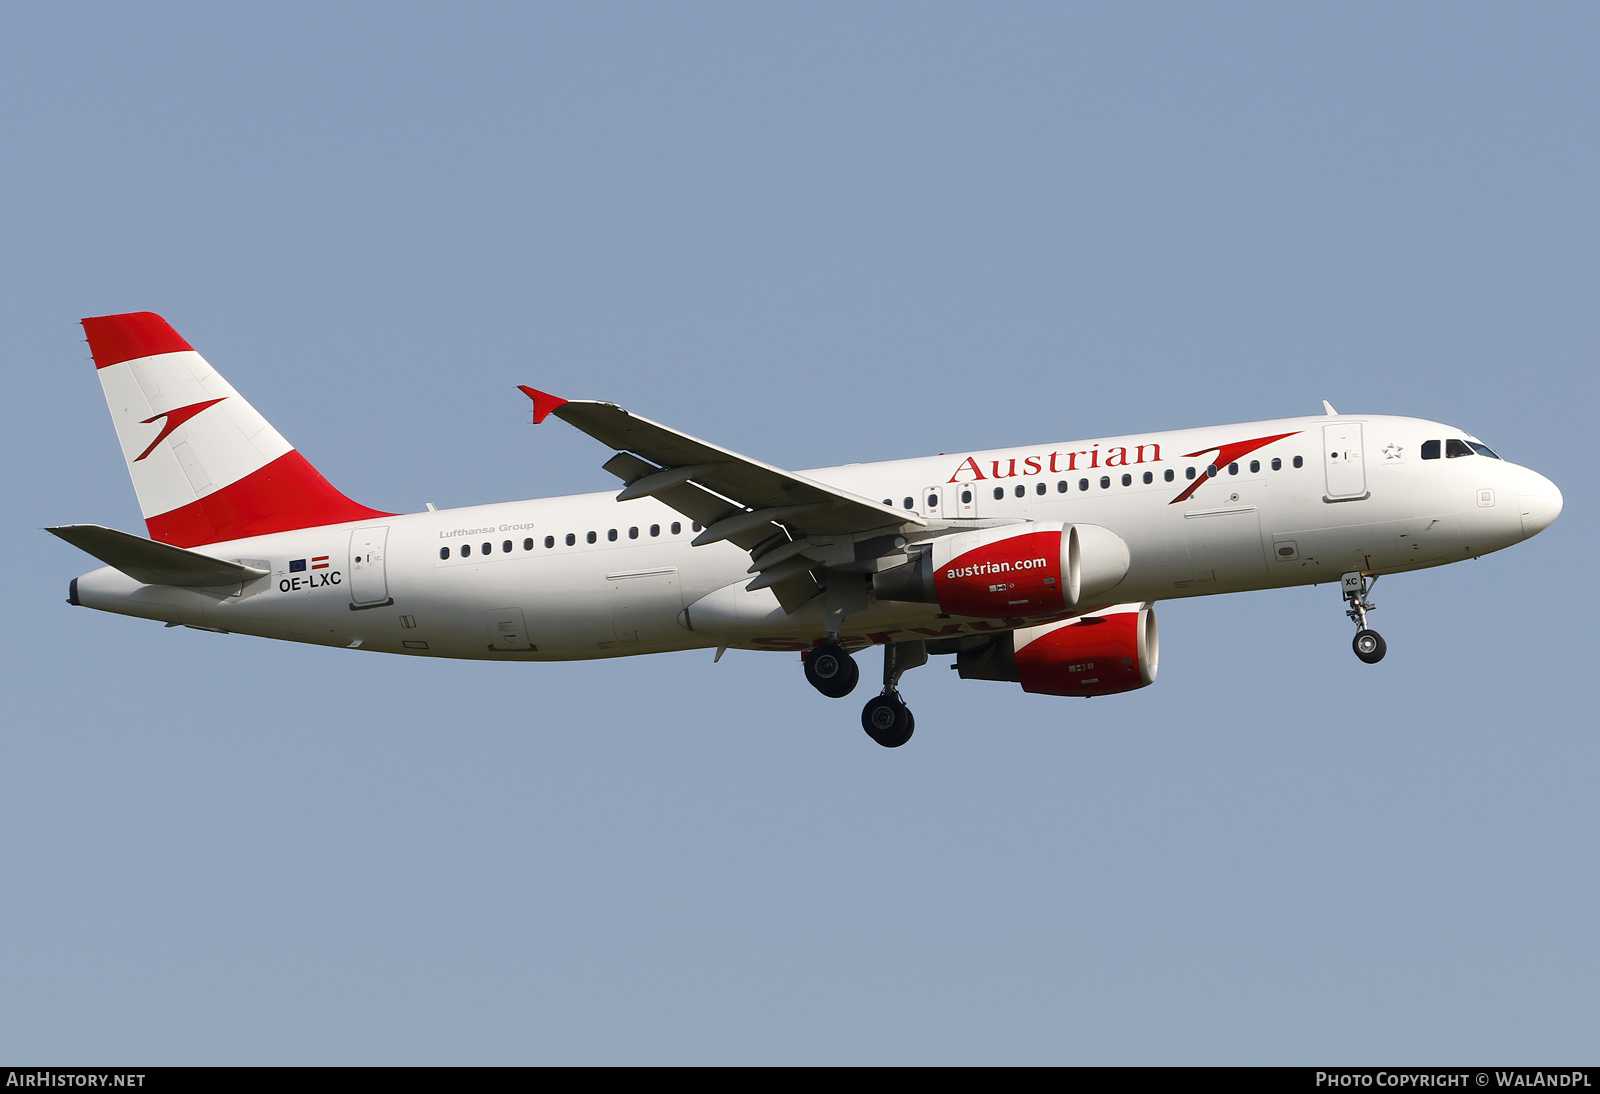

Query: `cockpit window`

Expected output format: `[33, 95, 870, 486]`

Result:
[1421, 440, 1440, 460]
[1445, 439, 1475, 458]
[1468, 442, 1500, 459]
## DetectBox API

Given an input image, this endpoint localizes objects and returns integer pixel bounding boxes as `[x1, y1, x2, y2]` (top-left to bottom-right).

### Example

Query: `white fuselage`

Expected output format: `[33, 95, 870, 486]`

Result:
[72, 413, 1560, 659]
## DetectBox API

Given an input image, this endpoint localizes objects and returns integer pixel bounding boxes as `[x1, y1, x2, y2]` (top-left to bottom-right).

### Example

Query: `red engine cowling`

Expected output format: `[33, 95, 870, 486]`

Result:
[875, 522, 1131, 618]
[1012, 605, 1159, 697]
[933, 526, 1069, 617]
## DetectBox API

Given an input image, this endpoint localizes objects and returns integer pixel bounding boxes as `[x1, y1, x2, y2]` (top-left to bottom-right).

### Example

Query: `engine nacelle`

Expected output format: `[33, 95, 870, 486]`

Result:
[874, 522, 1130, 617]
[1015, 605, 1158, 696]
[954, 604, 1159, 697]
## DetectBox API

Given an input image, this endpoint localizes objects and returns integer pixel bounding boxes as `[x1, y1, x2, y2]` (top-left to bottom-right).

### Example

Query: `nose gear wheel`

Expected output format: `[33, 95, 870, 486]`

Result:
[1353, 629, 1387, 664]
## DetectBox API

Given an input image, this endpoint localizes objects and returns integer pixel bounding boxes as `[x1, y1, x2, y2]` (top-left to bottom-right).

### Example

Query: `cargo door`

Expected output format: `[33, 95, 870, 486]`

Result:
[1323, 423, 1368, 500]
[349, 526, 392, 608]
[1184, 506, 1268, 589]
[607, 566, 683, 646]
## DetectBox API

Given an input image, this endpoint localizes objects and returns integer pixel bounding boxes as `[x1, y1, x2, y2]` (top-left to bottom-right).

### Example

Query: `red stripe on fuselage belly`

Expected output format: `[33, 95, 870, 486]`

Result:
[144, 450, 393, 547]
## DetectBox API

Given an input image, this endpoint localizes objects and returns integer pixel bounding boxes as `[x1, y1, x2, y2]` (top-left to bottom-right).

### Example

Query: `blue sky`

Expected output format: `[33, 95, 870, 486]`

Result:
[2, 2, 1595, 1063]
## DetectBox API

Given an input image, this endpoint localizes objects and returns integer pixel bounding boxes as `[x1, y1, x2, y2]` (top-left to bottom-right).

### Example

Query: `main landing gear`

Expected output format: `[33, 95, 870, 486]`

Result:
[802, 638, 927, 748]
[1342, 571, 1387, 665]
[803, 639, 859, 698]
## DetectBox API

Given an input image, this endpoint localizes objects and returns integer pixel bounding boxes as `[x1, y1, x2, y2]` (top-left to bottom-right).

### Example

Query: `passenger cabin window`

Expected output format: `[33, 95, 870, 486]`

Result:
[1014, 484, 1025, 498]
[903, 497, 914, 509]
[671, 522, 682, 535]
[650, 524, 660, 537]
[1057, 480, 1068, 493]
[460, 544, 470, 557]
[545, 536, 555, 548]
[607, 529, 618, 541]
[1143, 471, 1153, 484]
[481, 542, 492, 555]
[629, 527, 639, 539]
[1164, 469, 1174, 482]
[1078, 478, 1089, 491]
[961, 489, 973, 504]
[1249, 460, 1260, 473]
[1121, 473, 1132, 486]
[1446, 439, 1474, 458]
[439, 547, 450, 560]
[586, 531, 597, 543]
[692, 522, 702, 532]
[927, 493, 939, 508]
[565, 533, 576, 546]
[993, 487, 1004, 500]
[1293, 456, 1304, 468]
[523, 538, 534, 551]
[1186, 467, 1196, 480]
[1036, 482, 1046, 495]
[502, 540, 512, 553]
[1100, 476, 1110, 489]
[1271, 458, 1281, 470]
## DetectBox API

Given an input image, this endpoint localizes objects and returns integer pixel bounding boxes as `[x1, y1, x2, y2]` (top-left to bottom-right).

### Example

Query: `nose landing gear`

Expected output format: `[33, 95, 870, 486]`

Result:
[860, 641, 927, 748]
[1342, 571, 1386, 664]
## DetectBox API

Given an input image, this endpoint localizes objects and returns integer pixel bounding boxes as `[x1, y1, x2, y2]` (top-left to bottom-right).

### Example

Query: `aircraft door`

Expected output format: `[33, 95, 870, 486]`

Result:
[953, 482, 978, 518]
[349, 525, 392, 608]
[1184, 507, 1269, 589]
[1323, 423, 1367, 500]
[485, 607, 533, 650]
[920, 486, 945, 518]
[607, 566, 684, 646]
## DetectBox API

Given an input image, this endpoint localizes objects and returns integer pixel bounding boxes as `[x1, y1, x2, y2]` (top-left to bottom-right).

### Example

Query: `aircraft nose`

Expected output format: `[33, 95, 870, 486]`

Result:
[1519, 470, 1563, 539]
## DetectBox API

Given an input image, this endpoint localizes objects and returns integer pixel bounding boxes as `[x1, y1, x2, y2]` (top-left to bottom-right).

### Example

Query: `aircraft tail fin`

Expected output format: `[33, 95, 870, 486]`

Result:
[82, 312, 391, 547]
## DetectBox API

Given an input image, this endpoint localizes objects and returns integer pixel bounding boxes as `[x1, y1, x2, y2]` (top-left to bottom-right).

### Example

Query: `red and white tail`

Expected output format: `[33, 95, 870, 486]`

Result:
[83, 311, 390, 547]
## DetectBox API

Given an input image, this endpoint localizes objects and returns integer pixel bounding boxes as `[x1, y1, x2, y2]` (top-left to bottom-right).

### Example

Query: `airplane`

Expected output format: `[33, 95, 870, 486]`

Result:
[52, 311, 1564, 747]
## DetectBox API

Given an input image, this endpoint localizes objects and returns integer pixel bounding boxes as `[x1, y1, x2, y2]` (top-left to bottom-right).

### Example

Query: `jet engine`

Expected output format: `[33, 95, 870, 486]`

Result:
[953, 604, 1159, 697]
[874, 522, 1130, 617]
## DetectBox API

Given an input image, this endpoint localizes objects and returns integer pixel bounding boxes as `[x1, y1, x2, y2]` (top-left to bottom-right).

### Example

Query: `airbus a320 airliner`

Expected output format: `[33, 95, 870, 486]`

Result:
[54, 312, 1563, 747]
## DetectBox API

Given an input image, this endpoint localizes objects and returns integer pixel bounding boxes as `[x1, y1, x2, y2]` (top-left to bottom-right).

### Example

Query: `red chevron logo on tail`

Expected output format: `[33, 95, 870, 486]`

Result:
[133, 397, 228, 462]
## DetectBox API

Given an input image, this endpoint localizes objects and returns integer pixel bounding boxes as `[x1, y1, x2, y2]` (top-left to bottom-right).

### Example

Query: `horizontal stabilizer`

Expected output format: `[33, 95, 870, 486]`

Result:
[47, 524, 270, 587]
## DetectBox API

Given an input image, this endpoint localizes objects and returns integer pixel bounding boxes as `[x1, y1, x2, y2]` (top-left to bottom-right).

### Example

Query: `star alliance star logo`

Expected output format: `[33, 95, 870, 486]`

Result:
[1383, 443, 1403, 460]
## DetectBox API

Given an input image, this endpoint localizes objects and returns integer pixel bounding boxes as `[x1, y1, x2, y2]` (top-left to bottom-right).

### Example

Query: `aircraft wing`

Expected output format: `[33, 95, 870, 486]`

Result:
[522, 387, 924, 610]
[522, 387, 922, 544]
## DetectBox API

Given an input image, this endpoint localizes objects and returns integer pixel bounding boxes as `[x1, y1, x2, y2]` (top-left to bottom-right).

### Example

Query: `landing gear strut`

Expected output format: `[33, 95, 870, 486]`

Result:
[804, 639, 859, 698]
[1341, 571, 1387, 665]
[860, 641, 927, 748]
